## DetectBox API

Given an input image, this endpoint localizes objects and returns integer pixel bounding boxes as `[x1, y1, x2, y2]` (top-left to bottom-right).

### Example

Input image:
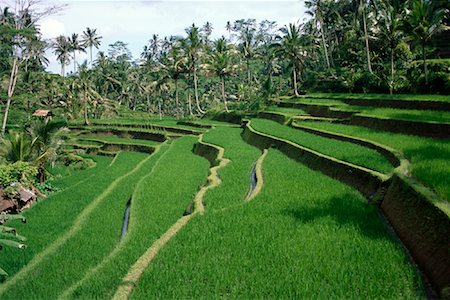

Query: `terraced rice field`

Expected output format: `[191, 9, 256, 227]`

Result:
[296, 121, 450, 203]
[2, 94, 450, 298]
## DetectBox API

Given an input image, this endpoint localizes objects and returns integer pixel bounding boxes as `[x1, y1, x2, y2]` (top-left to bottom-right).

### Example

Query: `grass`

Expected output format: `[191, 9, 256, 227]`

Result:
[0, 147, 169, 299]
[48, 155, 112, 190]
[250, 118, 393, 174]
[76, 135, 160, 147]
[297, 122, 450, 203]
[72, 118, 206, 132]
[265, 106, 308, 117]
[347, 107, 450, 124]
[130, 149, 423, 298]
[302, 92, 450, 103]
[281, 97, 450, 123]
[60, 136, 210, 299]
[0, 152, 148, 280]
[201, 127, 261, 210]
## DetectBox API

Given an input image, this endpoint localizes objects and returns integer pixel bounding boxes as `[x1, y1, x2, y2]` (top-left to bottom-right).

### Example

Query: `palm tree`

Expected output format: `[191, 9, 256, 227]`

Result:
[53, 35, 70, 77]
[82, 27, 102, 66]
[305, 0, 331, 73]
[225, 21, 232, 41]
[403, 0, 448, 85]
[208, 37, 237, 112]
[377, 0, 406, 94]
[185, 24, 205, 114]
[358, 0, 373, 73]
[74, 64, 101, 125]
[164, 42, 188, 115]
[27, 119, 68, 182]
[277, 23, 307, 97]
[68, 33, 86, 73]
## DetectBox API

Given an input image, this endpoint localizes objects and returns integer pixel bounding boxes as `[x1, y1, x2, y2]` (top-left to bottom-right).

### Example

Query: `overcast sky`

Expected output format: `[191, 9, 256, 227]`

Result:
[36, 0, 308, 74]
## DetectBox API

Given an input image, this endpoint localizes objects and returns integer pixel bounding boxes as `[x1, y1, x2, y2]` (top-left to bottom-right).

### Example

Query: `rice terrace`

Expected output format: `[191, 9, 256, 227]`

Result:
[1, 0, 450, 299]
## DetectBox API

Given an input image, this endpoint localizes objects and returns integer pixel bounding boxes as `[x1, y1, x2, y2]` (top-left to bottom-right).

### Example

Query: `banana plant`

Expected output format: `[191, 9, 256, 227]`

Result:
[0, 214, 26, 277]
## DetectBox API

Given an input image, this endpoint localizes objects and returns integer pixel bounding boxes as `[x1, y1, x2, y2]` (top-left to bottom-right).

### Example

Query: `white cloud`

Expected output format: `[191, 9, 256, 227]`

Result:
[40, 18, 66, 39]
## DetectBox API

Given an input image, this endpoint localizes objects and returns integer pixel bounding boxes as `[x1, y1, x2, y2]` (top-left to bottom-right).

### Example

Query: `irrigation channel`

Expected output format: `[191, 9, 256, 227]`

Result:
[246, 149, 268, 201]
[120, 199, 132, 240]
[113, 137, 230, 299]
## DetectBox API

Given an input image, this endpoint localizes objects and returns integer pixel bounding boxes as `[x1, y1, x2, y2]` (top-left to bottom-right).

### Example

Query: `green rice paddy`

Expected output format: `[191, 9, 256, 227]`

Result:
[130, 150, 422, 298]
[2, 92, 449, 298]
[250, 118, 393, 174]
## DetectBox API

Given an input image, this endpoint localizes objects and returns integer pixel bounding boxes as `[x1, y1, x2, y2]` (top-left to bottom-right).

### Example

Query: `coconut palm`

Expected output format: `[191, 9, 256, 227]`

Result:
[305, 0, 331, 72]
[82, 27, 102, 66]
[163, 42, 188, 115]
[68, 33, 86, 73]
[53, 35, 70, 77]
[358, 0, 373, 73]
[403, 0, 448, 85]
[277, 23, 307, 97]
[208, 37, 237, 112]
[184, 24, 205, 114]
[377, 0, 406, 93]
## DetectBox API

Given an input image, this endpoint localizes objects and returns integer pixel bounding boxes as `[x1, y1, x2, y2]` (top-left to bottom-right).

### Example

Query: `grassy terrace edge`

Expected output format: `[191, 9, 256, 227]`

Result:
[242, 120, 450, 297]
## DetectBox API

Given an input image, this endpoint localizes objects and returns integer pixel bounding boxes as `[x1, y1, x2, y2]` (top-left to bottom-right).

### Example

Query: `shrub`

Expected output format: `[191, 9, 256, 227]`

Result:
[0, 162, 38, 187]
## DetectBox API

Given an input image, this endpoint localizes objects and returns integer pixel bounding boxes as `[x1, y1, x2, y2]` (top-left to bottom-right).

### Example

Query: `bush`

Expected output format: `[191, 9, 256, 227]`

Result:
[0, 162, 38, 187]
[407, 59, 450, 94]
[62, 153, 95, 170]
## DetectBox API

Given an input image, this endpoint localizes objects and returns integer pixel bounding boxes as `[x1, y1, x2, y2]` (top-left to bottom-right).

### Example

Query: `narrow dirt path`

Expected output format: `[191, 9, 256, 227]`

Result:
[246, 149, 268, 201]
[112, 136, 229, 300]
[0, 153, 154, 296]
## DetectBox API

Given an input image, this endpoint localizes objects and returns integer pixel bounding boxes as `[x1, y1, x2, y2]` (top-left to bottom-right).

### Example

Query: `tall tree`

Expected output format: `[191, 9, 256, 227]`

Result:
[403, 0, 448, 85]
[1, 0, 61, 135]
[377, 0, 406, 94]
[82, 27, 102, 66]
[185, 24, 205, 114]
[358, 0, 373, 73]
[277, 23, 307, 97]
[208, 37, 237, 112]
[305, 0, 331, 73]
[68, 33, 85, 73]
[53, 35, 70, 77]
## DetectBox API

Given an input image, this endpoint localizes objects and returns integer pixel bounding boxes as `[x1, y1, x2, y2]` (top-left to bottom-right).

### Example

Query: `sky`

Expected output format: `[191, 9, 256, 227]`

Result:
[35, 0, 308, 74]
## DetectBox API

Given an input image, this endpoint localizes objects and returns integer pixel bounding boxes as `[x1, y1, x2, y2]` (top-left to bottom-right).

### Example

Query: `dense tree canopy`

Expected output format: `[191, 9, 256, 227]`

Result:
[0, 0, 449, 125]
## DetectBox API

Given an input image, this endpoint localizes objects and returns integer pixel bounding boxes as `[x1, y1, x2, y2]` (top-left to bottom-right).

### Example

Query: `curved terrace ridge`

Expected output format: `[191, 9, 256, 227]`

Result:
[0, 153, 154, 297]
[112, 135, 229, 300]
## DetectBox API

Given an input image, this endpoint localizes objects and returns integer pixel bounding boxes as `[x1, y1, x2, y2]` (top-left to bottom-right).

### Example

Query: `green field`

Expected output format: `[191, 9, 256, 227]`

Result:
[250, 118, 393, 174]
[130, 150, 422, 298]
[2, 92, 449, 298]
[296, 121, 450, 203]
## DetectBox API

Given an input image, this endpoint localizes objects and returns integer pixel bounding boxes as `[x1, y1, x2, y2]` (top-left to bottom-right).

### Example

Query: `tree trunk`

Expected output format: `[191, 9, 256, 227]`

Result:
[423, 43, 428, 85]
[390, 46, 395, 95]
[73, 51, 76, 73]
[84, 96, 90, 125]
[175, 78, 180, 108]
[90, 46, 93, 66]
[247, 59, 251, 83]
[319, 20, 331, 72]
[193, 65, 205, 114]
[292, 63, 300, 97]
[187, 93, 193, 117]
[158, 98, 162, 120]
[362, 6, 373, 73]
[1, 54, 19, 135]
[221, 75, 229, 112]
